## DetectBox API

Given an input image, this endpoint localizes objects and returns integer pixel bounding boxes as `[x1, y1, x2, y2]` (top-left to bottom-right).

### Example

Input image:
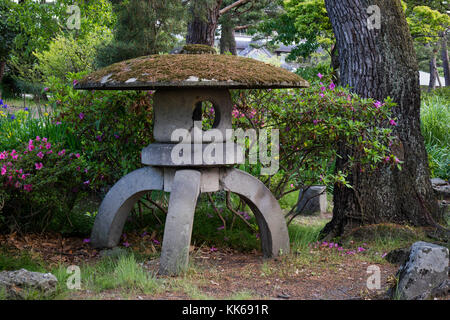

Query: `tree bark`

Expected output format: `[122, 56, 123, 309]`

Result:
[441, 33, 450, 86]
[186, 0, 223, 46]
[220, 22, 237, 55]
[429, 50, 437, 92]
[322, 0, 440, 238]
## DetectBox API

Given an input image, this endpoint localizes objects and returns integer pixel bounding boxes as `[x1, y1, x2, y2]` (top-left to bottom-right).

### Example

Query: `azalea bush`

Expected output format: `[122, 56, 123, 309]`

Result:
[0, 137, 87, 232]
[230, 76, 399, 221]
[46, 72, 154, 191]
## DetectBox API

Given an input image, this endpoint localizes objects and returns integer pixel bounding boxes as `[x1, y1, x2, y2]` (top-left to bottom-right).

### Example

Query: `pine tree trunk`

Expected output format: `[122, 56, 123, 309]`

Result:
[429, 52, 437, 92]
[441, 34, 450, 87]
[186, 0, 223, 46]
[322, 0, 441, 238]
[220, 22, 237, 55]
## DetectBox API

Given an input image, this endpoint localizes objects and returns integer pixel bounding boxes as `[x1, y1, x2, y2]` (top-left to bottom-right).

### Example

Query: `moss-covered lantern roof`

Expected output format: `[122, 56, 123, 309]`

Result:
[74, 46, 309, 90]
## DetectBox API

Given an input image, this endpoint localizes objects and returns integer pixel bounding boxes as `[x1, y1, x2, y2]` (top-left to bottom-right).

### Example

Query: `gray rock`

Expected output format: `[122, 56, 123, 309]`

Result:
[296, 186, 327, 215]
[0, 269, 58, 299]
[394, 241, 449, 300]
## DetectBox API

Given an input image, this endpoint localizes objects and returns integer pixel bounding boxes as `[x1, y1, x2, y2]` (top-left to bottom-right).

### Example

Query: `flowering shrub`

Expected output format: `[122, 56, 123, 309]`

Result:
[46, 72, 154, 190]
[231, 76, 399, 220]
[0, 137, 86, 232]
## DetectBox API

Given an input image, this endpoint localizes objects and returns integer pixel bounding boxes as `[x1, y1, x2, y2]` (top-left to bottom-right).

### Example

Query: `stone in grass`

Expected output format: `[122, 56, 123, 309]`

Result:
[394, 241, 449, 300]
[385, 247, 411, 265]
[0, 269, 58, 299]
[296, 186, 327, 216]
[100, 247, 129, 259]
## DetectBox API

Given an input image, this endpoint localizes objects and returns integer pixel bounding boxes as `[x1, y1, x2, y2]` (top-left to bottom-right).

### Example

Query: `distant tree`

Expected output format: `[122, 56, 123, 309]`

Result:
[96, 0, 186, 67]
[218, 0, 277, 55]
[185, 0, 262, 47]
[407, 5, 450, 88]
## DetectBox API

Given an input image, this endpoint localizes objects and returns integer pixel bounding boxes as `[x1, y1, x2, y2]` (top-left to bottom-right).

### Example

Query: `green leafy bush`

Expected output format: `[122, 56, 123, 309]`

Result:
[34, 30, 113, 82]
[0, 137, 86, 232]
[46, 72, 154, 190]
[231, 77, 398, 220]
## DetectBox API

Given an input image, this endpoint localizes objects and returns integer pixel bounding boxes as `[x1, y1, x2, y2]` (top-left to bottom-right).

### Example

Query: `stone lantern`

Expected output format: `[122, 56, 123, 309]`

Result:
[75, 45, 309, 275]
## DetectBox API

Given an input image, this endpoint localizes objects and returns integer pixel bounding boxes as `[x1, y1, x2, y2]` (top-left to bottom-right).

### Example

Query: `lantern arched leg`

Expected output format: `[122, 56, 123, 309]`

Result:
[91, 167, 164, 248]
[219, 168, 290, 257]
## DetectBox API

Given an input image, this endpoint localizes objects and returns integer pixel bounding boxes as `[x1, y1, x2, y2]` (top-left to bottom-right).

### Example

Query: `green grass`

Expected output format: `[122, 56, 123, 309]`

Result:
[420, 93, 450, 180]
[0, 247, 46, 272]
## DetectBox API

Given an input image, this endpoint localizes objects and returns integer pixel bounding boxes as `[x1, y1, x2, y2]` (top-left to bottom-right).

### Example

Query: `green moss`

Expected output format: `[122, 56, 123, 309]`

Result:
[180, 44, 217, 55]
[77, 54, 309, 89]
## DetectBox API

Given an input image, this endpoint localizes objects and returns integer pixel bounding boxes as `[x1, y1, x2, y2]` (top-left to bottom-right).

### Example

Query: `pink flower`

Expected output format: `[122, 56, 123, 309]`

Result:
[27, 145, 35, 151]
[37, 152, 44, 159]
[217, 225, 225, 231]
[45, 143, 51, 149]
[14, 181, 21, 188]
[1, 167, 6, 175]
[35, 136, 41, 141]
[374, 101, 382, 109]
[75, 153, 80, 159]
[58, 149, 66, 156]
[42, 137, 48, 143]
[210, 247, 218, 252]
[357, 247, 366, 252]
[35, 163, 43, 170]
[329, 82, 335, 90]
[23, 184, 32, 192]
[317, 73, 323, 79]
[389, 119, 397, 126]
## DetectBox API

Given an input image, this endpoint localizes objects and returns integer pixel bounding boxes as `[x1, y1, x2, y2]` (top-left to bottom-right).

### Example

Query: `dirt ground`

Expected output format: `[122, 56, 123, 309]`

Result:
[0, 232, 400, 300]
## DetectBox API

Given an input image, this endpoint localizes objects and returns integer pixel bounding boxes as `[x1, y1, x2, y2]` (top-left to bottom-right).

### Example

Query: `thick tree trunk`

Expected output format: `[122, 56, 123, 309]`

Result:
[429, 51, 437, 92]
[220, 22, 237, 55]
[441, 34, 450, 86]
[186, 0, 223, 46]
[322, 0, 440, 238]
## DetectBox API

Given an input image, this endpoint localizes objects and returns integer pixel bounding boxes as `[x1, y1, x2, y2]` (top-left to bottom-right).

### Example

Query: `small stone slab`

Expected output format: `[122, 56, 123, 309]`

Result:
[296, 186, 327, 215]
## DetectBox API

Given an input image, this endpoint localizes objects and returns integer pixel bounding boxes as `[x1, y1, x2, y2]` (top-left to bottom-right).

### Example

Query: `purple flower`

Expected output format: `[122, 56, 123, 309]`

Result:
[357, 247, 366, 252]
[78, 112, 85, 120]
[84, 180, 90, 185]
[83, 238, 91, 243]
[329, 82, 336, 90]
[210, 247, 218, 252]
[374, 101, 382, 109]
[123, 241, 130, 248]
[217, 225, 225, 231]
[317, 73, 323, 79]
[73, 79, 79, 86]
[152, 239, 160, 245]
[389, 119, 397, 126]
